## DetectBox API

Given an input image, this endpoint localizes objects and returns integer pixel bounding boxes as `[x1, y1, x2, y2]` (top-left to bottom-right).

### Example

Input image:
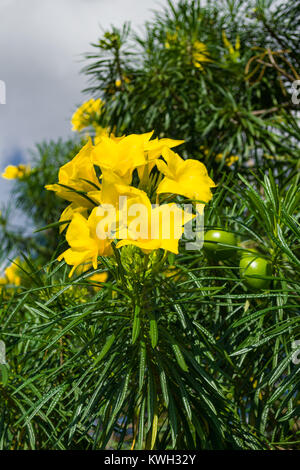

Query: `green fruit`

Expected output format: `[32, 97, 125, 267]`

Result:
[204, 230, 237, 259]
[239, 255, 271, 290]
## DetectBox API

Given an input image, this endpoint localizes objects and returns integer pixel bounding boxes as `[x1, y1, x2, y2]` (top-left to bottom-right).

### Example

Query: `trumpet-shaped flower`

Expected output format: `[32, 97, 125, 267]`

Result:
[45, 139, 100, 206]
[91, 132, 153, 183]
[58, 210, 113, 276]
[222, 31, 240, 62]
[156, 148, 215, 204]
[144, 137, 185, 163]
[117, 203, 194, 254]
[215, 153, 239, 167]
[92, 132, 184, 185]
[94, 179, 152, 240]
[58, 203, 89, 233]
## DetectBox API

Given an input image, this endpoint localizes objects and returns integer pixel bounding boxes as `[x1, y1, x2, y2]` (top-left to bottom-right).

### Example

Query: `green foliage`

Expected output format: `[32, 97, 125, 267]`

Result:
[0, 0, 299, 450]
[83, 0, 300, 169]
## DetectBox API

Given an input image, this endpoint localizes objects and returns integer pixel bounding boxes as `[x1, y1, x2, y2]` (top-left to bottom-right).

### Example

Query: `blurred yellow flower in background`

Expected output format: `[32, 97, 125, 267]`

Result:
[165, 31, 178, 49]
[222, 30, 240, 62]
[192, 41, 212, 71]
[71, 98, 103, 132]
[2, 164, 31, 179]
[215, 153, 239, 166]
[0, 259, 22, 287]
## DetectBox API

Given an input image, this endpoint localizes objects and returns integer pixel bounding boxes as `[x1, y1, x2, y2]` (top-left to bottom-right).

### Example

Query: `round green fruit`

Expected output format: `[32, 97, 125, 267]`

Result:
[239, 255, 271, 290]
[204, 230, 237, 259]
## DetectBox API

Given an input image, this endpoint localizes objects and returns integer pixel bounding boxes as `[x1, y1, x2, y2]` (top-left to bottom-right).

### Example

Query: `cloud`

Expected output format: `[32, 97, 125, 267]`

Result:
[0, 0, 166, 203]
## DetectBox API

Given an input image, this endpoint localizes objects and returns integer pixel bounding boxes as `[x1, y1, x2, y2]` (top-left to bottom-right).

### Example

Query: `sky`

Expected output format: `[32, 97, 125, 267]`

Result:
[0, 0, 168, 205]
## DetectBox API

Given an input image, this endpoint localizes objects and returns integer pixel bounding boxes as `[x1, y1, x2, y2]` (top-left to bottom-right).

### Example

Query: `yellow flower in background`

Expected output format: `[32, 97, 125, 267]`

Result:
[226, 155, 239, 166]
[199, 146, 209, 156]
[115, 79, 122, 88]
[157, 147, 215, 204]
[215, 153, 239, 167]
[192, 41, 212, 71]
[71, 98, 103, 132]
[0, 259, 22, 287]
[222, 30, 240, 62]
[2, 164, 30, 179]
[58, 210, 113, 277]
[45, 139, 100, 206]
[165, 31, 178, 49]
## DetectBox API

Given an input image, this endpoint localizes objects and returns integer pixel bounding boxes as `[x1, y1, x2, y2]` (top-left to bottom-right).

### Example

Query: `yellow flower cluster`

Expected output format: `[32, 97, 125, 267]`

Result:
[2, 164, 31, 180]
[71, 98, 103, 132]
[46, 131, 215, 276]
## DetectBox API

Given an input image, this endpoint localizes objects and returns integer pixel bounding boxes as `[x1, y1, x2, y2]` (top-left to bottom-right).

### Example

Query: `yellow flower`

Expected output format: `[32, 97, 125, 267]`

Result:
[93, 126, 110, 145]
[222, 30, 240, 62]
[117, 203, 194, 254]
[2, 164, 30, 179]
[93, 179, 153, 241]
[215, 153, 239, 167]
[58, 210, 113, 277]
[93, 125, 122, 146]
[165, 31, 178, 49]
[71, 98, 103, 132]
[156, 148, 215, 204]
[0, 259, 22, 287]
[115, 79, 122, 88]
[91, 132, 153, 184]
[58, 203, 89, 233]
[226, 155, 239, 166]
[138, 136, 185, 185]
[45, 139, 101, 206]
[144, 137, 184, 163]
[200, 146, 209, 156]
[192, 41, 212, 71]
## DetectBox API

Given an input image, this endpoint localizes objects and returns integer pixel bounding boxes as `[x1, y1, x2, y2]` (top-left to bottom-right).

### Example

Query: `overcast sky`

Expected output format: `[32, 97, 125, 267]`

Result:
[0, 0, 169, 205]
